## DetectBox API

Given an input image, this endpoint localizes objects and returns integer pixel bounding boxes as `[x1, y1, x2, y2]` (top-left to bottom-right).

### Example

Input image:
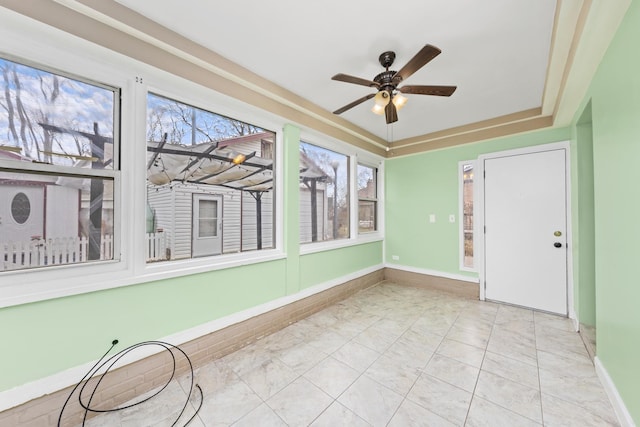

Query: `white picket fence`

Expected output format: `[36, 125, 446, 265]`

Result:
[1, 232, 168, 270]
[146, 231, 168, 262]
[1, 235, 114, 271]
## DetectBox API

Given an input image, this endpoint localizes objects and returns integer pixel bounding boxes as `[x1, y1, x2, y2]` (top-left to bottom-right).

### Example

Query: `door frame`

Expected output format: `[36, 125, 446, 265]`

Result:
[475, 141, 575, 319]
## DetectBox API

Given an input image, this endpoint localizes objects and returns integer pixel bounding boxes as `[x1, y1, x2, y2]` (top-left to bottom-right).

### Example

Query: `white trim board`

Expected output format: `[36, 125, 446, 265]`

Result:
[0, 264, 383, 412]
[595, 357, 637, 427]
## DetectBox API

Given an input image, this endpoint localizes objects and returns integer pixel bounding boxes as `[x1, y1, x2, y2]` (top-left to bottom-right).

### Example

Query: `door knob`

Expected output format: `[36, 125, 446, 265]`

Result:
[554, 242, 562, 248]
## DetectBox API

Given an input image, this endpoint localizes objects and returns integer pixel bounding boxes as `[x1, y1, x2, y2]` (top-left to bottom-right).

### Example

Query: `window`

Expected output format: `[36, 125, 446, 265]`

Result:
[357, 164, 377, 233]
[11, 192, 30, 224]
[459, 161, 475, 270]
[145, 93, 276, 262]
[0, 56, 118, 272]
[299, 142, 350, 243]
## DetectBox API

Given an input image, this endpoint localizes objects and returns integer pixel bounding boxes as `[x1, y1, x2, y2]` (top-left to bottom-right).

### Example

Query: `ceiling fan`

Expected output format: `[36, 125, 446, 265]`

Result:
[331, 44, 457, 124]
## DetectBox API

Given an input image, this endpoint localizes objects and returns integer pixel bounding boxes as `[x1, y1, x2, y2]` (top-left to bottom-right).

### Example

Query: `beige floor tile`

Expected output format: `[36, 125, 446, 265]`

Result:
[406, 374, 472, 426]
[534, 311, 576, 332]
[466, 396, 542, 427]
[541, 393, 620, 427]
[474, 370, 542, 423]
[237, 358, 298, 400]
[436, 338, 485, 368]
[303, 356, 360, 399]
[231, 403, 287, 427]
[332, 340, 380, 373]
[309, 402, 371, 427]
[536, 348, 595, 379]
[275, 341, 328, 375]
[387, 398, 456, 427]
[190, 379, 262, 426]
[337, 375, 404, 427]
[481, 351, 539, 389]
[424, 353, 480, 392]
[364, 353, 423, 395]
[266, 377, 333, 427]
[353, 323, 402, 353]
[445, 324, 491, 349]
[539, 368, 619, 425]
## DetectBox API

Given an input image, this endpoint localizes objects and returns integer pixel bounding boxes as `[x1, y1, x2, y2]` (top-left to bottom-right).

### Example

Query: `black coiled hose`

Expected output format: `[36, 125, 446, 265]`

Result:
[58, 339, 203, 426]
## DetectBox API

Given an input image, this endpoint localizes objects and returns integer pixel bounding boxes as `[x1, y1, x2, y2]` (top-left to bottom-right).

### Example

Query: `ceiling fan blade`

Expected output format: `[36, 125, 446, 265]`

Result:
[385, 101, 398, 124]
[393, 44, 442, 83]
[398, 85, 457, 96]
[332, 73, 379, 88]
[333, 93, 375, 115]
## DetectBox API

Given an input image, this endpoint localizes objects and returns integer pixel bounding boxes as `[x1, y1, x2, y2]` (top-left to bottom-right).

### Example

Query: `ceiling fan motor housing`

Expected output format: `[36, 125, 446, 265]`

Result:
[374, 70, 399, 93]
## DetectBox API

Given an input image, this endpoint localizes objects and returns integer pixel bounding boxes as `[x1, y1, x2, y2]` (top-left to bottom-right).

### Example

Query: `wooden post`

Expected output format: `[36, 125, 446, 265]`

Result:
[88, 122, 104, 260]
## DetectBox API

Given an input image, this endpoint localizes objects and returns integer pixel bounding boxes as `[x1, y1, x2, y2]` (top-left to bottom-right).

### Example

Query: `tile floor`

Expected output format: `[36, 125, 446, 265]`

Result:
[81, 282, 620, 426]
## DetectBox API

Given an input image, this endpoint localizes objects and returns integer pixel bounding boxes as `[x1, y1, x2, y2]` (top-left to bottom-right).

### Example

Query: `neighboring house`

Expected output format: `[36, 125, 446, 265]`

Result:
[0, 150, 80, 244]
[146, 132, 276, 259]
[146, 132, 332, 258]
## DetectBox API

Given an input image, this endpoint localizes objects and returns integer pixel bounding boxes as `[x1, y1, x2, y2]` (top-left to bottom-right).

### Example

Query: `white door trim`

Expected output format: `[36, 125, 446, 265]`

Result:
[475, 141, 575, 319]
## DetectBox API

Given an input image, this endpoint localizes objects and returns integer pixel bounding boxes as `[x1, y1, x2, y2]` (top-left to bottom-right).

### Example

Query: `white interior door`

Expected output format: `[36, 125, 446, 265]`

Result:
[192, 194, 222, 257]
[484, 148, 568, 315]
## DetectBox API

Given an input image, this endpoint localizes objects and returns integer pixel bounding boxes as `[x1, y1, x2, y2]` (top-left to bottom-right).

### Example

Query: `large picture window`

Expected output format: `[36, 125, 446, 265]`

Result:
[0, 56, 118, 272]
[299, 142, 350, 243]
[145, 93, 276, 262]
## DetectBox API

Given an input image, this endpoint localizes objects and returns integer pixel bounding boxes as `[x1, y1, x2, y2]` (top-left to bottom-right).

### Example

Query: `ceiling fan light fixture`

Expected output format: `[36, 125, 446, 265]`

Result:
[392, 93, 408, 110]
[373, 90, 390, 107]
[371, 103, 386, 115]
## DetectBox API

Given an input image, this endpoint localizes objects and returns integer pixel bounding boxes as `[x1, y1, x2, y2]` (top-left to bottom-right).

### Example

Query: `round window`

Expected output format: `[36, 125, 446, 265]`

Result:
[11, 192, 31, 224]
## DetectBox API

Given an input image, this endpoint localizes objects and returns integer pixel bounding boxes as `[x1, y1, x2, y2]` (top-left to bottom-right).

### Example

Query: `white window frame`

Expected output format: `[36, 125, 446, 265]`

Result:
[138, 80, 285, 279]
[299, 130, 384, 256]
[0, 16, 135, 308]
[356, 162, 379, 234]
[0, 11, 286, 307]
[459, 160, 476, 272]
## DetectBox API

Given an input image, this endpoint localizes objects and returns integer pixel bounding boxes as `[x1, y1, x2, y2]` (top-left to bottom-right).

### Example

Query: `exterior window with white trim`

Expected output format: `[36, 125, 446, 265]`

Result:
[459, 161, 475, 270]
[145, 93, 276, 262]
[0, 56, 118, 272]
[357, 163, 377, 233]
[299, 141, 350, 243]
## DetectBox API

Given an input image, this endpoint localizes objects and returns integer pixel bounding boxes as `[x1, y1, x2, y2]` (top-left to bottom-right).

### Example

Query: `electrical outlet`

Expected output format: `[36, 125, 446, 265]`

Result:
[449, 214, 455, 223]
[392, 255, 399, 261]
[429, 214, 436, 223]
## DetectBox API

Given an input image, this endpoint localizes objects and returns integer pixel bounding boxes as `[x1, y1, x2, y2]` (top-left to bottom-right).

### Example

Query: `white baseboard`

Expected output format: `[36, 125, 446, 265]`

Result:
[0, 264, 383, 412]
[594, 356, 636, 427]
[384, 263, 480, 284]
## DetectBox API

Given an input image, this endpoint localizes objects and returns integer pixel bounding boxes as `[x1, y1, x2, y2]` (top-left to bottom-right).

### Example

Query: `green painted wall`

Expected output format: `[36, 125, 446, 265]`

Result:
[584, 0, 640, 421]
[574, 102, 596, 327]
[0, 124, 384, 393]
[385, 126, 572, 277]
[0, 260, 287, 390]
[300, 241, 383, 289]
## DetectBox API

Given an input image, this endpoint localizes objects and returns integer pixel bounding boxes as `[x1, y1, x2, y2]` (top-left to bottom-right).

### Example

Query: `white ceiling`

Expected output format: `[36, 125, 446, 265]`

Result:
[114, 0, 558, 142]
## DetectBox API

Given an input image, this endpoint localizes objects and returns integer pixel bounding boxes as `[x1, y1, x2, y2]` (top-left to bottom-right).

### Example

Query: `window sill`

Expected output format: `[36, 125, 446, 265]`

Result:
[140, 249, 286, 281]
[300, 233, 383, 255]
